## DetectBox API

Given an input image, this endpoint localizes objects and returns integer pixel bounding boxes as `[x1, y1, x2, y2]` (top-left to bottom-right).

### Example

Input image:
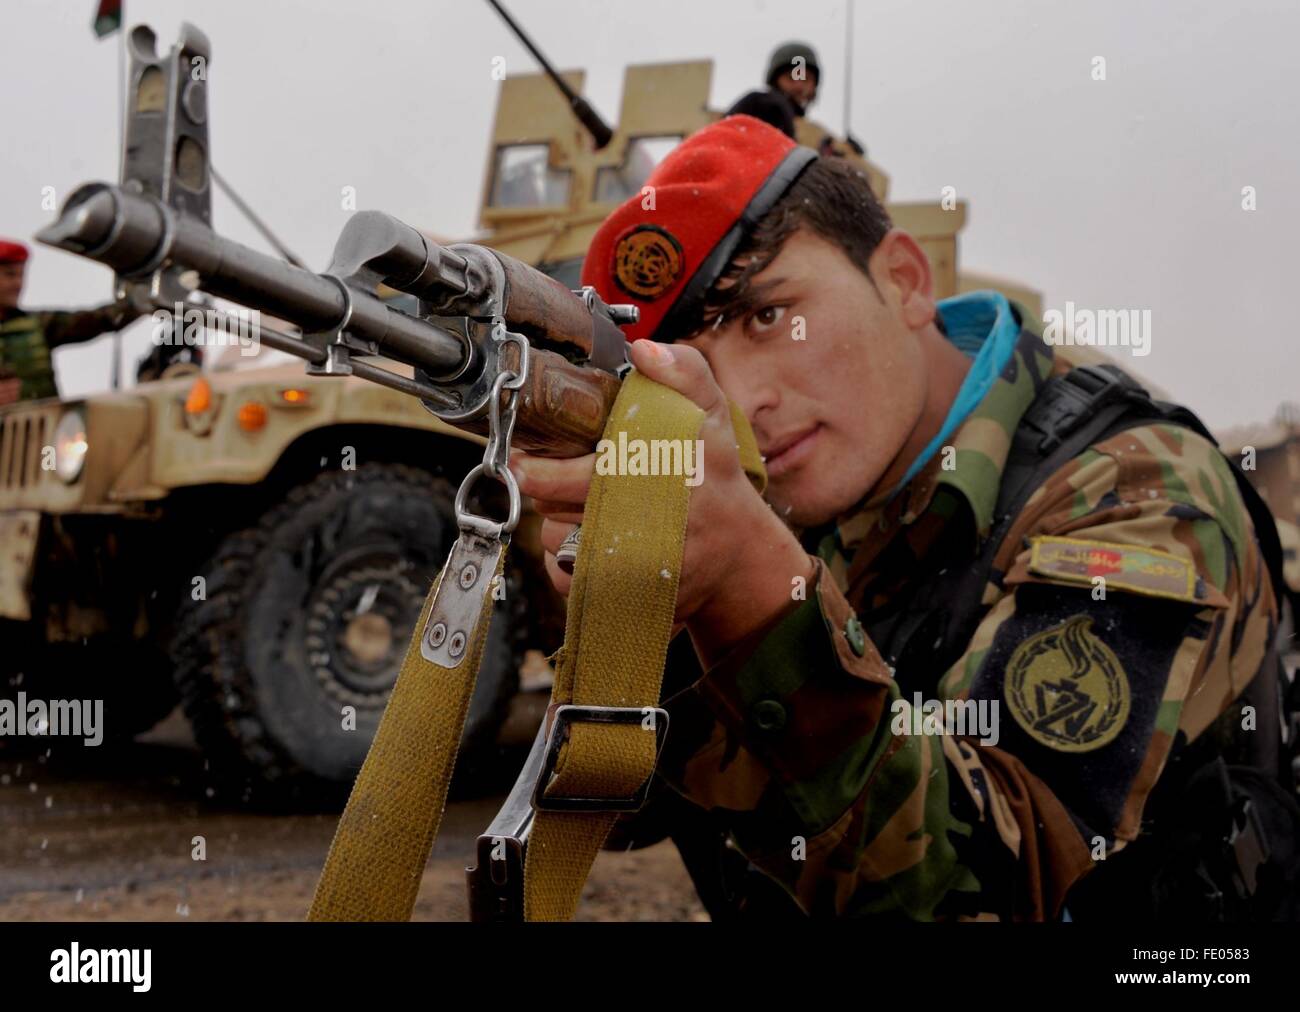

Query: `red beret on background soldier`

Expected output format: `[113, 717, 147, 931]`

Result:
[0, 238, 141, 405]
[510, 116, 1296, 920]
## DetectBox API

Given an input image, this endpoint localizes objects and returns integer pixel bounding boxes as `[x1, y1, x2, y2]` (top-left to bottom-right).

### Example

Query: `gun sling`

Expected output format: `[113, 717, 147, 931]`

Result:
[308, 371, 766, 921]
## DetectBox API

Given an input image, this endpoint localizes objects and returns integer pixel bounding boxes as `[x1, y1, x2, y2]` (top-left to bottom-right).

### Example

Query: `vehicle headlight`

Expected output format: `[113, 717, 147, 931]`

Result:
[53, 409, 88, 484]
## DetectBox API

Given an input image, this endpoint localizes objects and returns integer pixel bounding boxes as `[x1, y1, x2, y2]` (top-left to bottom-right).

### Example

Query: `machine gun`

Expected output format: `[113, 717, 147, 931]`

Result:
[39, 182, 633, 457]
[37, 18, 645, 922]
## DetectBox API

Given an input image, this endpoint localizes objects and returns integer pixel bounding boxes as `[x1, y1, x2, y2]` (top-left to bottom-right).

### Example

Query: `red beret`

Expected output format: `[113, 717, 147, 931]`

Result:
[581, 115, 816, 342]
[0, 240, 29, 265]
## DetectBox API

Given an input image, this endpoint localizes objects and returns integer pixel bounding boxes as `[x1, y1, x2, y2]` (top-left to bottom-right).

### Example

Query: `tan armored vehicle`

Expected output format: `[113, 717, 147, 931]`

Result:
[1218, 407, 1300, 634]
[0, 19, 1043, 803]
[0, 26, 539, 805]
[475, 60, 1041, 315]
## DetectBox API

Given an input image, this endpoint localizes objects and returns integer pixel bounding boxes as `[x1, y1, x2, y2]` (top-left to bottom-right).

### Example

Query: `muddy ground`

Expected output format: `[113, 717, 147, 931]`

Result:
[0, 692, 706, 922]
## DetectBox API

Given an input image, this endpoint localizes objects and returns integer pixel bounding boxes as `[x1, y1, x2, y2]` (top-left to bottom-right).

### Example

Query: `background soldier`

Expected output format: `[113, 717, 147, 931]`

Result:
[728, 41, 823, 140]
[728, 42, 884, 199]
[0, 238, 141, 405]
[512, 117, 1297, 920]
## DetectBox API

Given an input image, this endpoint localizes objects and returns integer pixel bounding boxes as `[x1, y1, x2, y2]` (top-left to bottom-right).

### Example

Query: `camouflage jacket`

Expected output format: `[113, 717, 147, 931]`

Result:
[655, 296, 1278, 920]
[0, 303, 138, 400]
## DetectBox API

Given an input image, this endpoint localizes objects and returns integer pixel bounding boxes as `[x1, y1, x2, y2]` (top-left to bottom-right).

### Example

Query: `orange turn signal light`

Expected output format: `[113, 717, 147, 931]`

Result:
[237, 401, 269, 432]
[184, 377, 212, 415]
[278, 388, 311, 406]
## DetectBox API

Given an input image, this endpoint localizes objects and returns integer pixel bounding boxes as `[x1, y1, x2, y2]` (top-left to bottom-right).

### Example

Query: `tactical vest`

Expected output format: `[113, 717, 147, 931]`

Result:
[0, 312, 59, 400]
[677, 357, 1300, 921]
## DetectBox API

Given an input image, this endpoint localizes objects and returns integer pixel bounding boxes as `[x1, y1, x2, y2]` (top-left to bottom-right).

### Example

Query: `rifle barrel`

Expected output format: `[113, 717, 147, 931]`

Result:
[38, 181, 625, 457]
[37, 183, 469, 378]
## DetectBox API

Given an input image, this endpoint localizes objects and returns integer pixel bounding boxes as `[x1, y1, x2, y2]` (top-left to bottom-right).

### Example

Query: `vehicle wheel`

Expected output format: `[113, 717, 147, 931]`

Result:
[171, 463, 519, 805]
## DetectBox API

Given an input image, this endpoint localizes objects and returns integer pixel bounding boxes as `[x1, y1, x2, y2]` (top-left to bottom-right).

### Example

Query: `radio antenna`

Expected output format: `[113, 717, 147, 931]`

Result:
[843, 0, 855, 138]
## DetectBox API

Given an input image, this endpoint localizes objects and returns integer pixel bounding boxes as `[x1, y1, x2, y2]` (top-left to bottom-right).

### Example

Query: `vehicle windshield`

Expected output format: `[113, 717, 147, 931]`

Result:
[489, 143, 570, 209]
[593, 136, 681, 203]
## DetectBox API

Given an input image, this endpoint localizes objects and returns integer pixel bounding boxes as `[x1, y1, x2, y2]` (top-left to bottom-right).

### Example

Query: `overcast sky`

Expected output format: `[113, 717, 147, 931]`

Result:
[2, 0, 1296, 430]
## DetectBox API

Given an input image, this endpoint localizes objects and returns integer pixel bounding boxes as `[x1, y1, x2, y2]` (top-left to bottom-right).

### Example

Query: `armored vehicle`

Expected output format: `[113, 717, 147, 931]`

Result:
[474, 57, 1041, 315]
[0, 25, 540, 805]
[1218, 407, 1300, 654]
[0, 16, 1044, 803]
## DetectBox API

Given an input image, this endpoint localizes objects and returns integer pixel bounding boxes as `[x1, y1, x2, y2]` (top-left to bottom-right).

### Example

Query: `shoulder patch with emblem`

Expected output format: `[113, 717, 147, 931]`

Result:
[1004, 614, 1131, 753]
[613, 225, 684, 299]
[1028, 536, 1197, 603]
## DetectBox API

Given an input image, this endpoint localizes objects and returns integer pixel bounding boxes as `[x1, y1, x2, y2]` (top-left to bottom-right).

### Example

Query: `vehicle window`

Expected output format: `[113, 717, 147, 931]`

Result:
[593, 136, 681, 203]
[489, 143, 570, 208]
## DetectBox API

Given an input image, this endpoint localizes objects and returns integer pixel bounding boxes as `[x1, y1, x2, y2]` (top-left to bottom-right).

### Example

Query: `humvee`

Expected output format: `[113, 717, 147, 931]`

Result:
[478, 59, 1041, 315]
[1218, 407, 1300, 658]
[0, 19, 1044, 803]
[0, 25, 541, 805]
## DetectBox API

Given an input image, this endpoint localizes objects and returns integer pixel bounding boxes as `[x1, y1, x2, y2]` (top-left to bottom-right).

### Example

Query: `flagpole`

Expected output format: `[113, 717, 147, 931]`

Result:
[843, 0, 854, 140]
[111, 0, 125, 391]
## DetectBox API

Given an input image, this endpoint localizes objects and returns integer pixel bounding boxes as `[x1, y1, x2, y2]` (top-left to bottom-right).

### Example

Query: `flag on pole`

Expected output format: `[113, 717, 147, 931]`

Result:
[92, 0, 123, 39]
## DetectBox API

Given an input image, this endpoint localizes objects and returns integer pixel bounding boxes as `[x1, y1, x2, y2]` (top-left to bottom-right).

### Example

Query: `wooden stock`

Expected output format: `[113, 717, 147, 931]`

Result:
[512, 346, 621, 457]
[454, 343, 621, 458]
[495, 252, 598, 359]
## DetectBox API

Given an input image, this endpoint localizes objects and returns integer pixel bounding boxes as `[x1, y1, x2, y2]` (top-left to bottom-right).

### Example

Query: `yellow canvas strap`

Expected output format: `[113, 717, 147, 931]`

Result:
[308, 536, 506, 921]
[523, 374, 764, 920]
[308, 369, 763, 922]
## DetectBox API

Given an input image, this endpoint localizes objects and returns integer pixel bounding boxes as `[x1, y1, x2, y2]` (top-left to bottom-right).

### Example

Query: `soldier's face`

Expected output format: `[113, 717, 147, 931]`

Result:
[0, 264, 24, 309]
[775, 71, 817, 109]
[677, 228, 932, 529]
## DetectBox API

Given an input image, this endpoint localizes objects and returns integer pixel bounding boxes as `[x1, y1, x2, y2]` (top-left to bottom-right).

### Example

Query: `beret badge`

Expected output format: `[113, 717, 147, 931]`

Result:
[613, 225, 684, 300]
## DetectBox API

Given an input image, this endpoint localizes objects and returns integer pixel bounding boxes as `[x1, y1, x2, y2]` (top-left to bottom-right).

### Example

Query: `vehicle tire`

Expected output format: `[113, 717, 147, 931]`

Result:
[171, 463, 519, 806]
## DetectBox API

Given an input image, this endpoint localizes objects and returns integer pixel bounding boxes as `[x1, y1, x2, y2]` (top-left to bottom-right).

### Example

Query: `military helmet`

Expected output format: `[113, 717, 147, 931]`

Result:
[766, 42, 821, 88]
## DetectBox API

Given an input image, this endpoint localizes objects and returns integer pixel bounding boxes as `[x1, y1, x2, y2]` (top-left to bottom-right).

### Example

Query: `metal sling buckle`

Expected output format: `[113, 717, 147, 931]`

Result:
[452, 321, 528, 541]
[531, 704, 670, 812]
[421, 321, 526, 667]
[1228, 797, 1271, 897]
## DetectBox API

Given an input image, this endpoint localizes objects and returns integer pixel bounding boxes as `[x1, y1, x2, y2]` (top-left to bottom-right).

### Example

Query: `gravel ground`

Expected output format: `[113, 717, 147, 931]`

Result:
[0, 700, 706, 922]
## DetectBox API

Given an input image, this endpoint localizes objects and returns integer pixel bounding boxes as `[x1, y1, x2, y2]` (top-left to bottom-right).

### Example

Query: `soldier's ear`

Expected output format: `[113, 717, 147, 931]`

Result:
[870, 229, 935, 331]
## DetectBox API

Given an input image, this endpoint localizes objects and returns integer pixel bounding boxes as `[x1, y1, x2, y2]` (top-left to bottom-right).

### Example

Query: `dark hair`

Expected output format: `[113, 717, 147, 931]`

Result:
[689, 156, 892, 335]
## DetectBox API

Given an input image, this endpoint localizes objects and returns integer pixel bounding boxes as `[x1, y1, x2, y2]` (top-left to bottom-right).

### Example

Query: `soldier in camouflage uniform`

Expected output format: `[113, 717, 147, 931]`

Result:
[0, 239, 140, 404]
[511, 117, 1284, 919]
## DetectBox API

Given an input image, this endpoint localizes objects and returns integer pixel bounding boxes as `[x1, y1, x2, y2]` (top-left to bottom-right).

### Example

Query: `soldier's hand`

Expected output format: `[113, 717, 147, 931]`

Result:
[0, 373, 20, 407]
[512, 340, 813, 665]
